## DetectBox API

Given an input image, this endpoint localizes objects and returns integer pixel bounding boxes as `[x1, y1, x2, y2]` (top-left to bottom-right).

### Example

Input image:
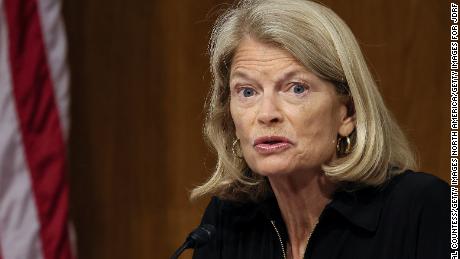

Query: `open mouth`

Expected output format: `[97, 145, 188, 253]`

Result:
[253, 136, 292, 154]
[254, 136, 291, 145]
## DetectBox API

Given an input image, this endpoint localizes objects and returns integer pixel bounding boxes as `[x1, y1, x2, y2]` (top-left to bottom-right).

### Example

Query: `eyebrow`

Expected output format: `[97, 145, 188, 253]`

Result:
[229, 68, 310, 85]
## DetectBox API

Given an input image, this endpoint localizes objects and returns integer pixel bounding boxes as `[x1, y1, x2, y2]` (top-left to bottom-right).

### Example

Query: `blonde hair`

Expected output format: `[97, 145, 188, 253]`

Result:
[191, 0, 417, 201]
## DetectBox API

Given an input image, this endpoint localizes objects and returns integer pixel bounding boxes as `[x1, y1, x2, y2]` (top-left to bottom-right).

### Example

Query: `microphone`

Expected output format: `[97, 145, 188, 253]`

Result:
[170, 224, 216, 259]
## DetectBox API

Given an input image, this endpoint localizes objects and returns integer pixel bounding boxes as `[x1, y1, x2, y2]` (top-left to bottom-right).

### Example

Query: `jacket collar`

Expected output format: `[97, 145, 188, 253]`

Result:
[325, 183, 386, 232]
[225, 172, 403, 233]
[249, 180, 389, 233]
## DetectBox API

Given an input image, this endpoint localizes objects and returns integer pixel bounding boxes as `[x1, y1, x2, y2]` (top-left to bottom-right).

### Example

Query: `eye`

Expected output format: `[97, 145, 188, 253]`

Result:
[239, 87, 256, 97]
[290, 83, 308, 95]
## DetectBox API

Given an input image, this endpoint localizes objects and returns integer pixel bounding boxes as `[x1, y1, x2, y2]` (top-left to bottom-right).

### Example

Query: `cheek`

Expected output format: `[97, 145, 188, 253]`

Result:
[230, 100, 252, 139]
[230, 102, 260, 162]
[296, 102, 338, 156]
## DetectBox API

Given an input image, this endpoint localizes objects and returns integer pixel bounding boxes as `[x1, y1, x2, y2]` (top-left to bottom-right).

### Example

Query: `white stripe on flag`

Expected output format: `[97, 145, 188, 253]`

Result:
[36, 0, 70, 139]
[0, 5, 45, 259]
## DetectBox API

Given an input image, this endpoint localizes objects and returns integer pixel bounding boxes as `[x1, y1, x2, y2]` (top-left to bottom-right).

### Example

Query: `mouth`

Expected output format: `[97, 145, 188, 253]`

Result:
[253, 136, 293, 154]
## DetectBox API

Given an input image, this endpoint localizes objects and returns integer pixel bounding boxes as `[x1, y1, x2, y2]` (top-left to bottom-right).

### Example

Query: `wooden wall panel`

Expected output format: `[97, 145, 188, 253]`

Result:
[63, 0, 450, 258]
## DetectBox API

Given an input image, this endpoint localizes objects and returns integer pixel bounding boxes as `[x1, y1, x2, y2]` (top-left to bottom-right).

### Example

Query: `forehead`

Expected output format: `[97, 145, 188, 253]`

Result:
[230, 37, 306, 76]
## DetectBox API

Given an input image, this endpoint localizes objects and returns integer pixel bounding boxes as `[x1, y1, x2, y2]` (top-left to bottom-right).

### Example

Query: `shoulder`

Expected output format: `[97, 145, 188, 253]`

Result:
[386, 170, 450, 201]
[199, 196, 261, 226]
[390, 169, 448, 188]
[379, 170, 451, 257]
[201, 196, 259, 214]
[379, 169, 450, 220]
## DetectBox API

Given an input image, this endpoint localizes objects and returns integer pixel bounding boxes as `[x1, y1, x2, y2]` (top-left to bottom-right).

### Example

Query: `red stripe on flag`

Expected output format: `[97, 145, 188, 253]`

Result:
[4, 0, 73, 258]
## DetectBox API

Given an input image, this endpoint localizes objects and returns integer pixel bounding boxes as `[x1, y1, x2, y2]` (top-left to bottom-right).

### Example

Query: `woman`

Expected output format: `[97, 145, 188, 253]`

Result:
[191, 0, 450, 258]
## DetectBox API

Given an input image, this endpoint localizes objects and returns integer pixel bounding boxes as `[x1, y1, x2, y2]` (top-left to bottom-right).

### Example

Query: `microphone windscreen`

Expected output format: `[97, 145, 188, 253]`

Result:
[188, 224, 216, 248]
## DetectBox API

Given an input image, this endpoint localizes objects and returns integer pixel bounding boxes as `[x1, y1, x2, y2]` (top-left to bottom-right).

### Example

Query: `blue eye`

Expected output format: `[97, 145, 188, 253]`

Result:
[292, 83, 306, 94]
[241, 88, 255, 97]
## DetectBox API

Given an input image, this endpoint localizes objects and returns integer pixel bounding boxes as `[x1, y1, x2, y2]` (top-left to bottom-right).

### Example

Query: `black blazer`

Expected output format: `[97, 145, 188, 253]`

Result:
[192, 170, 451, 259]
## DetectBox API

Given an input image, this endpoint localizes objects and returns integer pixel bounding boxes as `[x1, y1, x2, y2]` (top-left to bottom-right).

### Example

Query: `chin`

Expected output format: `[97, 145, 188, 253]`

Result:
[248, 159, 294, 176]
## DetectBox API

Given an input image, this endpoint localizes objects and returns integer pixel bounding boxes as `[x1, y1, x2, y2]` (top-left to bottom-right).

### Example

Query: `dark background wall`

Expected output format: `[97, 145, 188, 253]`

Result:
[63, 0, 451, 258]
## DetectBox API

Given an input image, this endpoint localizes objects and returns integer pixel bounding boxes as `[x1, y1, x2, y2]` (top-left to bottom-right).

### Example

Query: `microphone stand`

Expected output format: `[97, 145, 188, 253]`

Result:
[170, 224, 215, 259]
[170, 242, 190, 259]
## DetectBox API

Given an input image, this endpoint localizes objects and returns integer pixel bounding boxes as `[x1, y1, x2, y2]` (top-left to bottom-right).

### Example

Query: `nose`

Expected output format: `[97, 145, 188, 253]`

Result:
[256, 92, 283, 125]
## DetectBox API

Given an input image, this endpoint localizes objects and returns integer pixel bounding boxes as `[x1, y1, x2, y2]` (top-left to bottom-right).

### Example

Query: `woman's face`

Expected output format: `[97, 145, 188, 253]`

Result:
[229, 37, 355, 177]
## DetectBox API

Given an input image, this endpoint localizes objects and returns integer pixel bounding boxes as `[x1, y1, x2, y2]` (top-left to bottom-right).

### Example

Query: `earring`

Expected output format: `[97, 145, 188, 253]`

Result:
[336, 135, 351, 156]
[232, 139, 243, 158]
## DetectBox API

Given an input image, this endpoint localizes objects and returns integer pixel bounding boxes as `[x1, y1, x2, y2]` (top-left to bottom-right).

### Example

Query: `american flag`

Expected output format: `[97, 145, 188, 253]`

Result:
[0, 0, 74, 258]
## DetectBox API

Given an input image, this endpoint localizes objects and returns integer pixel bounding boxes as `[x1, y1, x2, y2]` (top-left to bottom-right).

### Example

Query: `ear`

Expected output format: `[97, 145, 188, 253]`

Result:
[337, 102, 356, 137]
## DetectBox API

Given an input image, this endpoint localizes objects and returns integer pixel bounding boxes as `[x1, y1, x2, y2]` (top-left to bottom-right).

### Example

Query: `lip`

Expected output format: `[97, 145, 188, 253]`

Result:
[253, 136, 293, 154]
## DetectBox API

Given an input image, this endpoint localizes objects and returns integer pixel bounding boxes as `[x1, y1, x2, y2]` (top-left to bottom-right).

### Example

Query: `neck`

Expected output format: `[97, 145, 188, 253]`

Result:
[268, 170, 337, 259]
